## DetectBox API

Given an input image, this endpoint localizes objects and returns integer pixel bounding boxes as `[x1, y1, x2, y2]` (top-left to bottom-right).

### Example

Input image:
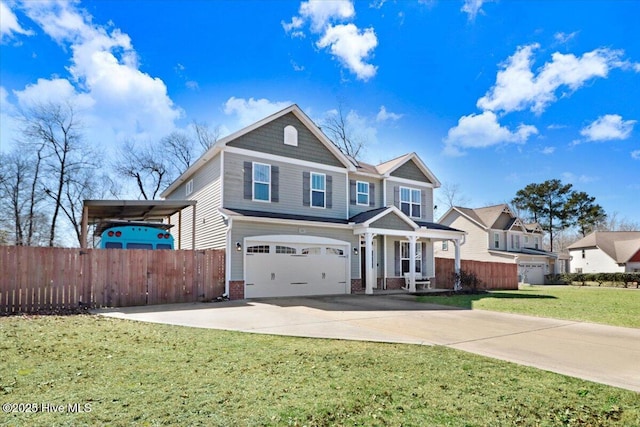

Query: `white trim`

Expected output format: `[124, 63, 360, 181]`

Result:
[219, 151, 225, 208]
[310, 172, 326, 209]
[185, 179, 194, 196]
[225, 146, 349, 174]
[356, 181, 370, 206]
[224, 217, 232, 297]
[220, 209, 352, 230]
[361, 205, 419, 229]
[252, 162, 271, 202]
[382, 178, 387, 206]
[386, 176, 435, 188]
[399, 186, 422, 219]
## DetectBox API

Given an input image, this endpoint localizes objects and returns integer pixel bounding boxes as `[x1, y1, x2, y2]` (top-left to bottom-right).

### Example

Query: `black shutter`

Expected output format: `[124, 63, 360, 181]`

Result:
[271, 166, 279, 202]
[302, 172, 310, 206]
[243, 161, 252, 200]
[394, 241, 400, 276]
[420, 189, 427, 219]
[349, 180, 356, 205]
[326, 175, 332, 209]
[369, 183, 375, 207]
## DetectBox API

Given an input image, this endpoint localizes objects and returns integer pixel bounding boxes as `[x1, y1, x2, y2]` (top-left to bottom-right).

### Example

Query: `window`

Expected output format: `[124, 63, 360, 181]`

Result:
[127, 243, 153, 249]
[247, 245, 270, 254]
[356, 181, 369, 205]
[511, 235, 520, 250]
[442, 241, 449, 251]
[156, 244, 172, 250]
[326, 248, 344, 255]
[301, 247, 322, 255]
[575, 268, 583, 273]
[400, 242, 422, 274]
[494, 233, 500, 249]
[582, 249, 586, 259]
[253, 163, 270, 202]
[400, 187, 421, 218]
[524, 236, 529, 245]
[311, 172, 326, 208]
[275, 246, 296, 254]
[185, 179, 193, 196]
[105, 242, 122, 249]
[534, 237, 539, 249]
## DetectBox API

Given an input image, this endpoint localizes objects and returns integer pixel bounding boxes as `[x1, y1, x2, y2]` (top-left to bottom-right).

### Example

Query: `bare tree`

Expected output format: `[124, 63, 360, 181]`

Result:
[162, 131, 194, 175]
[596, 212, 640, 231]
[437, 182, 470, 211]
[192, 120, 219, 152]
[115, 141, 174, 200]
[320, 103, 365, 160]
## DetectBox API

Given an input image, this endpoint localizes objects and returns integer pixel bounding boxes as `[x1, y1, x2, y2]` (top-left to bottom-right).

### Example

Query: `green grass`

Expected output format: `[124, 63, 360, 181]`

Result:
[417, 286, 640, 328]
[1, 315, 639, 426]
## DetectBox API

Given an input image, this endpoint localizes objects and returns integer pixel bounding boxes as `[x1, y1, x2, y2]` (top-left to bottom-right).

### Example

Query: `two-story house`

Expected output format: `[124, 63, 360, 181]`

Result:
[435, 204, 559, 285]
[568, 231, 640, 273]
[160, 104, 464, 299]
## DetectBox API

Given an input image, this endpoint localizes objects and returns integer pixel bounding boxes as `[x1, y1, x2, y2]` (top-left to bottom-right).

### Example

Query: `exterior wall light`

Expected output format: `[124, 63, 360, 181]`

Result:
[236, 242, 242, 252]
[353, 247, 359, 255]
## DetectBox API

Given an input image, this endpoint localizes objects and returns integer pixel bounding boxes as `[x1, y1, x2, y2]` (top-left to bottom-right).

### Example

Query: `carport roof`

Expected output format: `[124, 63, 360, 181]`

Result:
[83, 199, 196, 223]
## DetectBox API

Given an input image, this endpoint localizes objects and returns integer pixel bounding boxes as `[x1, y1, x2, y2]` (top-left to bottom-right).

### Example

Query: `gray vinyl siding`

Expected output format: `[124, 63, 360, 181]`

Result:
[385, 180, 435, 222]
[226, 112, 344, 167]
[166, 154, 226, 249]
[493, 212, 513, 230]
[224, 151, 348, 219]
[370, 214, 414, 231]
[347, 176, 382, 217]
[390, 159, 433, 183]
[229, 221, 357, 281]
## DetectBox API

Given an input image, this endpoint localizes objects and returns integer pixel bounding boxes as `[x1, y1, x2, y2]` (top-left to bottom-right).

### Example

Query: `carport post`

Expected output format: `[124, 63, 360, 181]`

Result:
[81, 204, 89, 249]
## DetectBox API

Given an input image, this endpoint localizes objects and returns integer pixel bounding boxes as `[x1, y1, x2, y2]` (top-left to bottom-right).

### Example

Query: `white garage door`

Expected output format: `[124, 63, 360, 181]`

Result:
[519, 263, 545, 285]
[245, 236, 350, 298]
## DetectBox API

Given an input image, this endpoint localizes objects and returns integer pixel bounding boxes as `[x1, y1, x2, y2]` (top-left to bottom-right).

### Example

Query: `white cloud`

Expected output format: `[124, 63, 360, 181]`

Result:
[541, 146, 556, 155]
[284, 1, 378, 81]
[223, 97, 292, 128]
[0, 0, 33, 42]
[283, 0, 355, 33]
[376, 105, 402, 122]
[443, 111, 538, 156]
[316, 23, 378, 81]
[631, 150, 640, 160]
[554, 31, 578, 44]
[478, 44, 632, 114]
[561, 172, 597, 184]
[9, 1, 182, 146]
[580, 114, 636, 141]
[461, 0, 488, 21]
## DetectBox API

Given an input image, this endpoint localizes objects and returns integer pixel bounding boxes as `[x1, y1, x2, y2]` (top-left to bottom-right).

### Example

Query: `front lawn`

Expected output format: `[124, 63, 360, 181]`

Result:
[1, 315, 638, 426]
[417, 286, 640, 328]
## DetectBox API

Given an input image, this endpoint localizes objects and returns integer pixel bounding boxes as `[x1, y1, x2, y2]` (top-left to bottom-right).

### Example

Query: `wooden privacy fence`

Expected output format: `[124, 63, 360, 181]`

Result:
[0, 246, 225, 314]
[435, 257, 518, 290]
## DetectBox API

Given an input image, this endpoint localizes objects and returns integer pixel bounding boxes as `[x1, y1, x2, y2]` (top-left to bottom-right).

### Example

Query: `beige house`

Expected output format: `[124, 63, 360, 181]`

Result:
[568, 231, 640, 273]
[436, 204, 561, 284]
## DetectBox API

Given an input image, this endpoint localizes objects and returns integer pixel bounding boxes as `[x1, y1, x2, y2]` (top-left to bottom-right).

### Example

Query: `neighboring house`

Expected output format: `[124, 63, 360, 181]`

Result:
[567, 231, 640, 273]
[436, 204, 562, 285]
[161, 104, 464, 299]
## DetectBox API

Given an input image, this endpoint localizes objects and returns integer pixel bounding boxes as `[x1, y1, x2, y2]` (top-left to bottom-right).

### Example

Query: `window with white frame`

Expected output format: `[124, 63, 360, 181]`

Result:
[511, 234, 521, 250]
[400, 241, 422, 274]
[185, 179, 193, 196]
[400, 187, 421, 218]
[356, 181, 369, 205]
[534, 237, 539, 249]
[311, 172, 326, 208]
[442, 241, 449, 251]
[253, 162, 270, 202]
[494, 232, 500, 249]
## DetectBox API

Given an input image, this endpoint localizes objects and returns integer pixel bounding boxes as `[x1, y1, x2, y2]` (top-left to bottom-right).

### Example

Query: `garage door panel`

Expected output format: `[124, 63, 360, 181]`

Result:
[245, 239, 349, 298]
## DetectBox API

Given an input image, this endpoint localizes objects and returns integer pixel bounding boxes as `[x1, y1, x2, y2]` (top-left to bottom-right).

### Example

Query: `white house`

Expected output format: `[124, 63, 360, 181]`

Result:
[568, 231, 640, 273]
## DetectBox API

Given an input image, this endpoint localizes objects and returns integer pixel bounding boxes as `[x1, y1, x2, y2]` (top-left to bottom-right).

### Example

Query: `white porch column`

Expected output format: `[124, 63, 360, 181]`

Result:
[364, 232, 374, 295]
[454, 238, 462, 291]
[408, 235, 417, 292]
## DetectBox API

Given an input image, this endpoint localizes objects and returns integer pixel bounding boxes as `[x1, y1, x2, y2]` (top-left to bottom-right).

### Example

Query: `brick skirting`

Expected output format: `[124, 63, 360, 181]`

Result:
[229, 281, 244, 300]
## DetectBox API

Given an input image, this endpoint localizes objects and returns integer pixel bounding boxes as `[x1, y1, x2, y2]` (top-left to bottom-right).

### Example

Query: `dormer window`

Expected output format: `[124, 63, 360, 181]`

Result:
[284, 125, 298, 146]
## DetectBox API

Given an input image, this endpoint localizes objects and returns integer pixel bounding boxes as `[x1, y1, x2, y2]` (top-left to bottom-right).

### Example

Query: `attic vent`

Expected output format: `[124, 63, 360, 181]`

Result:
[284, 125, 298, 146]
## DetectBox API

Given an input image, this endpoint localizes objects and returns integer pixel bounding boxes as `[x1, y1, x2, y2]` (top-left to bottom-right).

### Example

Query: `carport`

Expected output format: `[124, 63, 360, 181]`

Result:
[80, 199, 197, 249]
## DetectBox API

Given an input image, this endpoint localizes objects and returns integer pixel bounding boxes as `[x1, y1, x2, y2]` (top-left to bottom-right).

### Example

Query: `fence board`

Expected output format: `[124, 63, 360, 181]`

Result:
[1, 247, 225, 313]
[435, 257, 518, 290]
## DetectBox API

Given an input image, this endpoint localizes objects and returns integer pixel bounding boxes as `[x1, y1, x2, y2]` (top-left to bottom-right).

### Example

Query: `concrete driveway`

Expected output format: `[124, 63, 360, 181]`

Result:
[98, 294, 640, 393]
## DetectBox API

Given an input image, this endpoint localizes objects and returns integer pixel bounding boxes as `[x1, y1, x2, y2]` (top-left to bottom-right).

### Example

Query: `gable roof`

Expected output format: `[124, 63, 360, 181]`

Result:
[473, 204, 513, 229]
[567, 231, 640, 263]
[441, 203, 544, 234]
[161, 104, 355, 197]
[375, 152, 441, 187]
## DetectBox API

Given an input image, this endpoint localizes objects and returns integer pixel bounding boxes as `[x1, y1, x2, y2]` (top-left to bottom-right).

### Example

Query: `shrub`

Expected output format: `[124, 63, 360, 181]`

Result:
[452, 269, 482, 292]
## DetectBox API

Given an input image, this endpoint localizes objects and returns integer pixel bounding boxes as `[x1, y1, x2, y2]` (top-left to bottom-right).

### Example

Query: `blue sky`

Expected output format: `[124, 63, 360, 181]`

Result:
[1, 0, 639, 224]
